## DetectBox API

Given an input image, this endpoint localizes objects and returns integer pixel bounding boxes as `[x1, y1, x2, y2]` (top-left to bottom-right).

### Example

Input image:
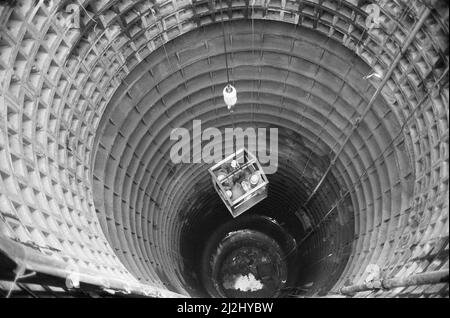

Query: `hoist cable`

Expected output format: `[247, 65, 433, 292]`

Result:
[219, 0, 236, 154]
[251, 0, 255, 55]
[251, 1, 255, 126]
[219, 0, 231, 84]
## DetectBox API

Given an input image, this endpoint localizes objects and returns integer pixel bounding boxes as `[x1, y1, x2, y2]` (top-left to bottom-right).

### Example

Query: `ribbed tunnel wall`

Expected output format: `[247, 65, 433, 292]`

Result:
[0, 0, 448, 297]
[92, 21, 413, 296]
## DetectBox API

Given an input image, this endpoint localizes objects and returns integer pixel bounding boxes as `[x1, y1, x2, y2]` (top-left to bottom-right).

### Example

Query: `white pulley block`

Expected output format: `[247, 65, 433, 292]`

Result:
[223, 84, 237, 111]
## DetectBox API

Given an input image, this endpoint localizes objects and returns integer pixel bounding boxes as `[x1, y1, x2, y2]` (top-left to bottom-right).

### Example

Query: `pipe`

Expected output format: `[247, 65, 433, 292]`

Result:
[296, 65, 449, 247]
[302, 6, 432, 208]
[0, 234, 184, 298]
[340, 270, 449, 295]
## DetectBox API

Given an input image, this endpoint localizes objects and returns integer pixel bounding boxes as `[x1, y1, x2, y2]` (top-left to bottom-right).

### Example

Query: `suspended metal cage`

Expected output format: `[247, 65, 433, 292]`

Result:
[209, 148, 269, 218]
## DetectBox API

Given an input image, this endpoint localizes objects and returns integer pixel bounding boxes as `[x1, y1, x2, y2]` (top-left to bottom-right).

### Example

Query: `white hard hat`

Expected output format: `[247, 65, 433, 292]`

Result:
[250, 173, 260, 185]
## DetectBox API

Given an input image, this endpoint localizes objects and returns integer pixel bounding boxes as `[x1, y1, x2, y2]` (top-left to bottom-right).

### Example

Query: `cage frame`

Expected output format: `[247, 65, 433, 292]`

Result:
[208, 148, 269, 218]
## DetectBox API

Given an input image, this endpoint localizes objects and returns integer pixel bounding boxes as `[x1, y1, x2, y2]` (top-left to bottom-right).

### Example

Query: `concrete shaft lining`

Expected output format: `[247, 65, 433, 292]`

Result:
[0, 0, 448, 297]
[93, 21, 411, 295]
